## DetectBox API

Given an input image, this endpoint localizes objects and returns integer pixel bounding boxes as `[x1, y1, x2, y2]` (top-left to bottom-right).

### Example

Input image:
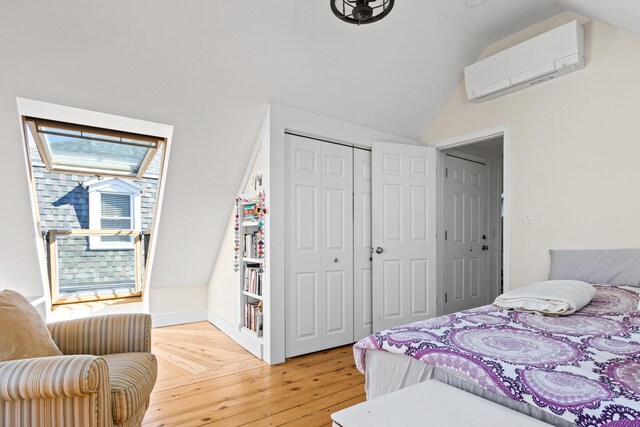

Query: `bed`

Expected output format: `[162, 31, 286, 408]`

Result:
[354, 283, 640, 427]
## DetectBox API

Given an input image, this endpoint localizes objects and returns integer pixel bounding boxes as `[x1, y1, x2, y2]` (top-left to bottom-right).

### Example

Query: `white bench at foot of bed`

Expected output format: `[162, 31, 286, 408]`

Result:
[331, 380, 551, 427]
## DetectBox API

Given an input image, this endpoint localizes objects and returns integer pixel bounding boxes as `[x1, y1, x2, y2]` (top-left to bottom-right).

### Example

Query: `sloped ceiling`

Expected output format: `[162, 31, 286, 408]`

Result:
[0, 1, 637, 292]
[557, 0, 640, 36]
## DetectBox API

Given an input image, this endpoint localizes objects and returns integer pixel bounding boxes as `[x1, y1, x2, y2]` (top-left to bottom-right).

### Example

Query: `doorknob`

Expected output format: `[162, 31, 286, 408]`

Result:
[375, 247, 384, 254]
[482, 245, 489, 251]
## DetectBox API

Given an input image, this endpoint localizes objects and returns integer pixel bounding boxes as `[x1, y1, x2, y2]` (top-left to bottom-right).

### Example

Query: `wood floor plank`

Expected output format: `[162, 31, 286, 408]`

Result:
[146, 353, 358, 417]
[143, 322, 366, 427]
[149, 354, 353, 407]
[146, 366, 360, 426]
[152, 347, 210, 375]
[152, 357, 265, 392]
[152, 346, 353, 394]
[214, 376, 364, 426]
[281, 395, 367, 427]
[237, 370, 365, 425]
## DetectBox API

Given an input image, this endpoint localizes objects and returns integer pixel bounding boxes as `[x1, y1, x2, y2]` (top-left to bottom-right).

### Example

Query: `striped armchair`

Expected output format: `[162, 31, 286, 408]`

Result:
[0, 314, 157, 427]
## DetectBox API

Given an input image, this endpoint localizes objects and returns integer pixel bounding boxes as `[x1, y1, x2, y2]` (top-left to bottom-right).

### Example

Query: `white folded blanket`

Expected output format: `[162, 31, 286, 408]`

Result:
[493, 280, 596, 316]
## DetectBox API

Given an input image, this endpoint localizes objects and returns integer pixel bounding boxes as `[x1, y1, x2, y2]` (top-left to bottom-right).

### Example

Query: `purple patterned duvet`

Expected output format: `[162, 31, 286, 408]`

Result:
[354, 284, 640, 427]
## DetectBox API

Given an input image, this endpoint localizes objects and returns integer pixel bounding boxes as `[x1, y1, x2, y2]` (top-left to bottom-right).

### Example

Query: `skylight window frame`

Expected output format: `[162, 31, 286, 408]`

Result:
[25, 117, 162, 179]
[17, 97, 174, 315]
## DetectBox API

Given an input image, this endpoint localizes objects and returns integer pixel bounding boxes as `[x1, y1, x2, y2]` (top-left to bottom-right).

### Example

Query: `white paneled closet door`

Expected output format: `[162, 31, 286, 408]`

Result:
[353, 148, 373, 341]
[371, 141, 437, 332]
[285, 134, 354, 357]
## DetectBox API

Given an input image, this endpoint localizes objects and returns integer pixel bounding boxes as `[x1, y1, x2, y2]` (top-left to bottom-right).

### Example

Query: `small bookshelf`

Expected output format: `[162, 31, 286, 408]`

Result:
[234, 190, 266, 340]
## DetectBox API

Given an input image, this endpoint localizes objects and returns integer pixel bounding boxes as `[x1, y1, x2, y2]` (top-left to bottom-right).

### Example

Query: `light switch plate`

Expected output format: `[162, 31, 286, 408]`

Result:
[525, 211, 534, 224]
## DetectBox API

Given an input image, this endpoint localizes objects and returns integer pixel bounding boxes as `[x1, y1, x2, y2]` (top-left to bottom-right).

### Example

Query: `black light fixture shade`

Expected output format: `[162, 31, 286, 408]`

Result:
[331, 0, 395, 25]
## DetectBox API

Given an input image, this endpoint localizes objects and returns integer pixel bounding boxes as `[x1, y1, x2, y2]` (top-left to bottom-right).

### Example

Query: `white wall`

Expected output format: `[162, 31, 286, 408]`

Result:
[424, 12, 640, 288]
[208, 214, 240, 324]
[149, 284, 209, 327]
[208, 123, 267, 325]
[0, 103, 46, 299]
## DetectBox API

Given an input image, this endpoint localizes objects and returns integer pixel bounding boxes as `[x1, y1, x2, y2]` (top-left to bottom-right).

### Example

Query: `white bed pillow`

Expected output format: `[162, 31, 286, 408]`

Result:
[493, 280, 596, 316]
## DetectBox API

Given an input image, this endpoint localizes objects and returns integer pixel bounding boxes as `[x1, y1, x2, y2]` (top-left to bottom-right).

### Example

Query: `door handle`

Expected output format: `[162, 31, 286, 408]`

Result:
[482, 245, 489, 251]
[375, 247, 384, 254]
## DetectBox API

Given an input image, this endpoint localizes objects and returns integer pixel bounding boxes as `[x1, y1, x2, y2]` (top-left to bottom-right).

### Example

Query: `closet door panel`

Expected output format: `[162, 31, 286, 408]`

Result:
[321, 142, 354, 349]
[353, 149, 373, 341]
[285, 134, 354, 357]
[295, 185, 318, 251]
[285, 136, 323, 357]
[325, 270, 346, 334]
[295, 272, 319, 340]
[325, 187, 346, 251]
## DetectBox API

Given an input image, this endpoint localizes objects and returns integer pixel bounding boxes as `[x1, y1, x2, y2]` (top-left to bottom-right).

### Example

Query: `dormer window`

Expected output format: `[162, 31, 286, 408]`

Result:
[85, 178, 143, 250]
[19, 99, 172, 307]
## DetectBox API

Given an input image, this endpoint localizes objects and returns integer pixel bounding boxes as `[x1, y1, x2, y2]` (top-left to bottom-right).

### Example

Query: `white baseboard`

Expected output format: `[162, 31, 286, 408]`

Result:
[152, 310, 208, 328]
[207, 310, 263, 359]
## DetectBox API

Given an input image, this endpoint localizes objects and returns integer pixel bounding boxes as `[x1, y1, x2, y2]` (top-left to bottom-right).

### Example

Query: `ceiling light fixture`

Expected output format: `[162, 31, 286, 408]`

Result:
[331, 0, 395, 25]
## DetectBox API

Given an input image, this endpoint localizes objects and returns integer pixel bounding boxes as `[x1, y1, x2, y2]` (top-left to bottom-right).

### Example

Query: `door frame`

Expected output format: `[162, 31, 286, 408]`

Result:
[432, 124, 511, 316]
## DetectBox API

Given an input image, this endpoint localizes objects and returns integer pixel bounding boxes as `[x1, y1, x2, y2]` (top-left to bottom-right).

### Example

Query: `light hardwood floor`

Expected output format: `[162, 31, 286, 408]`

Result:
[143, 322, 366, 427]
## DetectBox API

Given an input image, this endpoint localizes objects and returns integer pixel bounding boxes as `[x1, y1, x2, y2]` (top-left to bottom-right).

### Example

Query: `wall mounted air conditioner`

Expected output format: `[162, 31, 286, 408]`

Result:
[465, 20, 585, 102]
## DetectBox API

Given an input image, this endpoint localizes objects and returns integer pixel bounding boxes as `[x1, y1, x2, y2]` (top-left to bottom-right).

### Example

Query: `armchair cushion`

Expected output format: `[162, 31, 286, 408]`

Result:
[47, 313, 152, 356]
[0, 290, 62, 362]
[0, 354, 113, 427]
[0, 355, 107, 401]
[102, 353, 157, 424]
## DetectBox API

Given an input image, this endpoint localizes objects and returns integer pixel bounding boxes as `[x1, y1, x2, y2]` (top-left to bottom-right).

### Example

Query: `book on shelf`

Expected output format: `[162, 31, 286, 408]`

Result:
[243, 301, 263, 335]
[243, 267, 263, 296]
[243, 204, 263, 222]
[243, 231, 259, 259]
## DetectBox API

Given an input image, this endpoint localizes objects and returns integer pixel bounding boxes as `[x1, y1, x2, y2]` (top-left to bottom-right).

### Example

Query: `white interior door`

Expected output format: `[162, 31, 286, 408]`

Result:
[371, 141, 436, 332]
[285, 134, 354, 357]
[353, 148, 373, 341]
[442, 153, 488, 314]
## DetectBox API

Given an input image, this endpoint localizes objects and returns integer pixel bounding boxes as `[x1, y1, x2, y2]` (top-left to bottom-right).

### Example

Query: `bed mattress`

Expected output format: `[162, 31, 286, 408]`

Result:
[354, 284, 640, 427]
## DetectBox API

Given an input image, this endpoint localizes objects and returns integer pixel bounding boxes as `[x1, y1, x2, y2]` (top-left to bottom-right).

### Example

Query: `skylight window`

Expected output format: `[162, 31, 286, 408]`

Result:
[26, 118, 161, 178]
[18, 98, 172, 308]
